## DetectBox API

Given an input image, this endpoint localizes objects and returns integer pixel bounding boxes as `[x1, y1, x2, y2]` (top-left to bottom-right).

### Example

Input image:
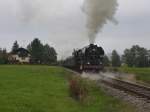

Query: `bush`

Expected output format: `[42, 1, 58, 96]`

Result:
[69, 76, 88, 102]
[107, 67, 119, 72]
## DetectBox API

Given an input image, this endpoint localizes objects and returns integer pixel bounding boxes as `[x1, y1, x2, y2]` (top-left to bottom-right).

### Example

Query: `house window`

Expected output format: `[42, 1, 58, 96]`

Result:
[22, 57, 25, 60]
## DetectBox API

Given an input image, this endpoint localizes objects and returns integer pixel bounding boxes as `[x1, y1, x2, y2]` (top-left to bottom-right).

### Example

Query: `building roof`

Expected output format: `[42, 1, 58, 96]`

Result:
[12, 48, 30, 54]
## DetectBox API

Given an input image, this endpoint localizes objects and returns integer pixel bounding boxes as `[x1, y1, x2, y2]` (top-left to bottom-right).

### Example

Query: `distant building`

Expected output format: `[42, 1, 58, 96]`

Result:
[8, 48, 30, 64]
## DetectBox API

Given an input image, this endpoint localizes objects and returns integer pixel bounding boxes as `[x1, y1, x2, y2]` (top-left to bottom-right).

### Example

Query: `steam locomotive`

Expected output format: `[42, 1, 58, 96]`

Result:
[63, 44, 105, 73]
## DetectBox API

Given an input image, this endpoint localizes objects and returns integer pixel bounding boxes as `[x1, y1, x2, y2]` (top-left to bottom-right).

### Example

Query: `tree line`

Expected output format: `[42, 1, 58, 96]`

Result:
[104, 45, 150, 67]
[0, 41, 150, 67]
[0, 38, 57, 65]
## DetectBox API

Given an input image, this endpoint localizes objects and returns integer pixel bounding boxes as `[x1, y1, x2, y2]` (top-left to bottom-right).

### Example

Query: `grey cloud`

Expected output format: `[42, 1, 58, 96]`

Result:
[0, 0, 149, 59]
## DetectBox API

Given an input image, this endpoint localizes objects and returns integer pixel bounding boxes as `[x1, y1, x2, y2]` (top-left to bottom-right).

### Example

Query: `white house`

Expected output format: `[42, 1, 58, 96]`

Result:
[8, 48, 31, 64]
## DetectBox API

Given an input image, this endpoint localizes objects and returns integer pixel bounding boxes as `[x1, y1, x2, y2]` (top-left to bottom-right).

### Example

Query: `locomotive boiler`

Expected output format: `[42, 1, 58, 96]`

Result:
[73, 44, 104, 72]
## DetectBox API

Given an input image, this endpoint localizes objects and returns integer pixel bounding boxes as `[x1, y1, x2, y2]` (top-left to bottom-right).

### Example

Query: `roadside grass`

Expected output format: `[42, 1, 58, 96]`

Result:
[0, 65, 136, 112]
[119, 67, 150, 84]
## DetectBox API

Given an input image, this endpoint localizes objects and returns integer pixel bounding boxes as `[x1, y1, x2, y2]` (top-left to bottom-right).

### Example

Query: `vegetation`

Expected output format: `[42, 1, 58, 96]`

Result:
[11, 41, 19, 53]
[27, 38, 57, 64]
[0, 65, 136, 112]
[111, 50, 121, 67]
[69, 76, 89, 102]
[119, 67, 150, 84]
[104, 45, 150, 68]
[27, 38, 44, 63]
[0, 48, 8, 64]
[103, 55, 110, 66]
[0, 38, 57, 65]
[122, 45, 150, 67]
[42, 44, 57, 64]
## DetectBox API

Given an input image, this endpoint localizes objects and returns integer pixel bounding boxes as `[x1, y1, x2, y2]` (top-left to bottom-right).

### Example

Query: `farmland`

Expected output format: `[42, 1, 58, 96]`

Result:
[0, 65, 136, 112]
[119, 67, 150, 84]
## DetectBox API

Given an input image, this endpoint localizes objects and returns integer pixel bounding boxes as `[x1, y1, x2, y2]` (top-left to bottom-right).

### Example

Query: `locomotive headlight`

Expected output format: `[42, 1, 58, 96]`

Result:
[87, 62, 90, 64]
[92, 49, 96, 51]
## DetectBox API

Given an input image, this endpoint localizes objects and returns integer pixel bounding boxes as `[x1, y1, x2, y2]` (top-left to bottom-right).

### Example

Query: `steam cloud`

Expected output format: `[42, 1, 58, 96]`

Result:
[83, 0, 118, 44]
[18, 0, 118, 44]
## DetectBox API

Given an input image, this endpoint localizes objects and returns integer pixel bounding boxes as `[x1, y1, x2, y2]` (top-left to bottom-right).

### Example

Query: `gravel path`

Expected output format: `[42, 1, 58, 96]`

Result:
[81, 72, 150, 112]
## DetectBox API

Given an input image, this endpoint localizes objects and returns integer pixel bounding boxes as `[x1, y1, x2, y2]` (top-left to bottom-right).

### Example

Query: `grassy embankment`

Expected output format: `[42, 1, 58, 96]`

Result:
[119, 67, 150, 84]
[0, 65, 136, 112]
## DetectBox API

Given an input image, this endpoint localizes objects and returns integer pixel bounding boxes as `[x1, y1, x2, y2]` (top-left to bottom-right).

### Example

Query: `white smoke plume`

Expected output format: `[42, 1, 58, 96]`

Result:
[83, 0, 118, 44]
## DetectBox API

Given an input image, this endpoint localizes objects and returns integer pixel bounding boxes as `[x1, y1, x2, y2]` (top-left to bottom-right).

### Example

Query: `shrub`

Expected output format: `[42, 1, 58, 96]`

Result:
[69, 76, 88, 102]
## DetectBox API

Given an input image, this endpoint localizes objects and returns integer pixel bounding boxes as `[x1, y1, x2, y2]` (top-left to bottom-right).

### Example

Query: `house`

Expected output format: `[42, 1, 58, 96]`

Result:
[8, 48, 31, 64]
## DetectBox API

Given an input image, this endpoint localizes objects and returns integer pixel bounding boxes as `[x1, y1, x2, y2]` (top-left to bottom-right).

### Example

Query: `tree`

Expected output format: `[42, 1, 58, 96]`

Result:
[27, 38, 57, 64]
[123, 45, 149, 67]
[103, 55, 110, 66]
[12, 41, 19, 53]
[0, 48, 8, 64]
[27, 38, 44, 64]
[111, 50, 121, 67]
[122, 49, 134, 67]
[42, 44, 57, 64]
[148, 50, 150, 66]
[0, 48, 3, 64]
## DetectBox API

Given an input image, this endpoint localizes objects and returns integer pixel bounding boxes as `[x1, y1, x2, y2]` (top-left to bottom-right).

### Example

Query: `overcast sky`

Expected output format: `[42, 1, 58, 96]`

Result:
[0, 0, 149, 59]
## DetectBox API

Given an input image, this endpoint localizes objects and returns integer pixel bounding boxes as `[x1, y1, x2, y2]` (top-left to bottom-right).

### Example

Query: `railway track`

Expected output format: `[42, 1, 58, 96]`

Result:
[65, 67, 150, 100]
[101, 77, 150, 100]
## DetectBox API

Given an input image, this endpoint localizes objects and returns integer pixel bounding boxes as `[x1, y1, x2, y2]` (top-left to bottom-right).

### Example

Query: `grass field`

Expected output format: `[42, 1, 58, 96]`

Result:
[0, 65, 136, 112]
[119, 67, 150, 84]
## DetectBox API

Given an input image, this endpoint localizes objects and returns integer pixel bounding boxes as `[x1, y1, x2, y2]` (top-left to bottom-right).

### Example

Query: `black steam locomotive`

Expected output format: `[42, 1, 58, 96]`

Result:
[73, 44, 104, 72]
[63, 44, 105, 73]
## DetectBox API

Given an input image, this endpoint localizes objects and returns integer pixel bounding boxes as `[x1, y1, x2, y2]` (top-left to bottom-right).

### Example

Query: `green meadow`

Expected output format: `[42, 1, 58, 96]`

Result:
[0, 65, 136, 112]
[119, 67, 150, 84]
